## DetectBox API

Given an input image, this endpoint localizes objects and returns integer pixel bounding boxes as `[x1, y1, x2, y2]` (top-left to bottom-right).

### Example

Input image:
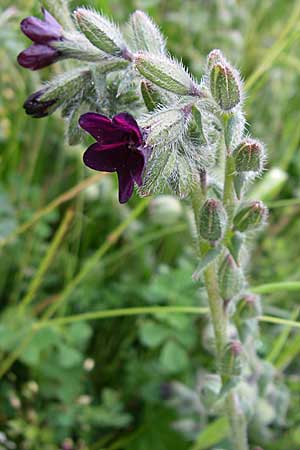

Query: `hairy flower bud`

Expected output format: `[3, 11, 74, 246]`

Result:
[141, 81, 164, 111]
[219, 340, 243, 378]
[236, 294, 262, 320]
[24, 68, 92, 118]
[129, 10, 165, 54]
[135, 52, 199, 96]
[233, 139, 264, 173]
[218, 254, 244, 301]
[199, 199, 227, 243]
[75, 8, 126, 57]
[233, 201, 268, 232]
[210, 63, 241, 111]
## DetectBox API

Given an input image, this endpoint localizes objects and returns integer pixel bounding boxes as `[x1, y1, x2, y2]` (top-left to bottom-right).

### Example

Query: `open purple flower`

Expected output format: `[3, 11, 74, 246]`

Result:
[79, 112, 146, 203]
[17, 8, 63, 70]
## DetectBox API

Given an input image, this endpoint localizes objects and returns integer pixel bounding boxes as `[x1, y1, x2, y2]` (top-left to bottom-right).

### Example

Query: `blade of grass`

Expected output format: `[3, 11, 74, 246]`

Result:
[252, 281, 300, 294]
[267, 198, 300, 208]
[259, 315, 300, 330]
[275, 333, 300, 370]
[0, 199, 149, 379]
[245, 1, 300, 91]
[266, 307, 300, 363]
[0, 172, 105, 248]
[18, 208, 74, 311]
[190, 416, 229, 450]
[43, 198, 150, 320]
[34, 306, 209, 329]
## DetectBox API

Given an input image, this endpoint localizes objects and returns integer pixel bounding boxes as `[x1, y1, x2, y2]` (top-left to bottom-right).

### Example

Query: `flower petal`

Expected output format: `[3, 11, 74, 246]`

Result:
[79, 113, 127, 144]
[128, 151, 145, 186]
[83, 143, 126, 173]
[117, 170, 134, 203]
[17, 44, 60, 70]
[42, 8, 62, 30]
[20, 15, 62, 44]
[113, 112, 143, 146]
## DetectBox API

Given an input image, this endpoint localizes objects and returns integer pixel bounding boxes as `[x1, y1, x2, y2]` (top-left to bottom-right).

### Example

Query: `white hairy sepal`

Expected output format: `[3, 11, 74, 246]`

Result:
[140, 80, 176, 111]
[134, 52, 199, 96]
[140, 138, 200, 198]
[140, 106, 190, 147]
[55, 32, 129, 69]
[74, 8, 126, 57]
[128, 10, 166, 54]
[224, 107, 246, 149]
[40, 68, 92, 107]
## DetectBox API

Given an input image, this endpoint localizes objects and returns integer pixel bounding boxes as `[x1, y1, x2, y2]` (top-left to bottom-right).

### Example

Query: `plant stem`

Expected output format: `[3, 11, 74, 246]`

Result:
[223, 154, 236, 222]
[226, 392, 249, 450]
[203, 262, 227, 355]
[191, 115, 249, 450]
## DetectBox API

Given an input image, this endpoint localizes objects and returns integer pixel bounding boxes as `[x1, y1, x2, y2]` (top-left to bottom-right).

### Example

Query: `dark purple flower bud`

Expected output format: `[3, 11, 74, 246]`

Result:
[23, 90, 58, 118]
[17, 8, 63, 70]
[79, 112, 146, 203]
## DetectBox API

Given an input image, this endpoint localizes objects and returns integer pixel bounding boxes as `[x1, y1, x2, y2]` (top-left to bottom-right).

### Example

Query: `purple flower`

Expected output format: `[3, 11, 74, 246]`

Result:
[17, 8, 63, 70]
[79, 112, 146, 203]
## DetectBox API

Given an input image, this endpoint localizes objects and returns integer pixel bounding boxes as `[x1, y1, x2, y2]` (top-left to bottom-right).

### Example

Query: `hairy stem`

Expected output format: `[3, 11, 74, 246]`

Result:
[192, 117, 249, 450]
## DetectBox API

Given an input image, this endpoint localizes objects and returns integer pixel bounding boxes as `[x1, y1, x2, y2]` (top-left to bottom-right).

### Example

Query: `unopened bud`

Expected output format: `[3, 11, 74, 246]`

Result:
[75, 8, 125, 57]
[233, 139, 264, 173]
[24, 68, 91, 118]
[141, 81, 163, 111]
[237, 294, 262, 319]
[210, 63, 241, 111]
[199, 199, 227, 243]
[220, 340, 243, 378]
[135, 52, 199, 96]
[129, 10, 165, 54]
[233, 201, 268, 232]
[218, 254, 244, 300]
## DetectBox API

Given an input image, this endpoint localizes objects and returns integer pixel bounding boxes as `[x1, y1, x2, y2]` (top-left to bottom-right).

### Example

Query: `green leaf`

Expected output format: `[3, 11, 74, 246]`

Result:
[159, 340, 188, 373]
[139, 320, 170, 348]
[192, 245, 223, 281]
[191, 416, 229, 450]
[58, 344, 83, 368]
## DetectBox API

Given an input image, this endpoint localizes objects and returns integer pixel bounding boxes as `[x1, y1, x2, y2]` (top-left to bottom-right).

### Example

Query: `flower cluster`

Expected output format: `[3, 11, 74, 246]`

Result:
[18, 8, 63, 70]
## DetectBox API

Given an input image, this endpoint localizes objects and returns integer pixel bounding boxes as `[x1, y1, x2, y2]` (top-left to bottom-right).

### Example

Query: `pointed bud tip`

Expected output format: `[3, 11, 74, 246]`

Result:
[230, 340, 243, 355]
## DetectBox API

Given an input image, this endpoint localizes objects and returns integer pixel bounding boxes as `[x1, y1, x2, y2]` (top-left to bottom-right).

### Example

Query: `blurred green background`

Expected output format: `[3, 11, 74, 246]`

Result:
[1, 0, 300, 449]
